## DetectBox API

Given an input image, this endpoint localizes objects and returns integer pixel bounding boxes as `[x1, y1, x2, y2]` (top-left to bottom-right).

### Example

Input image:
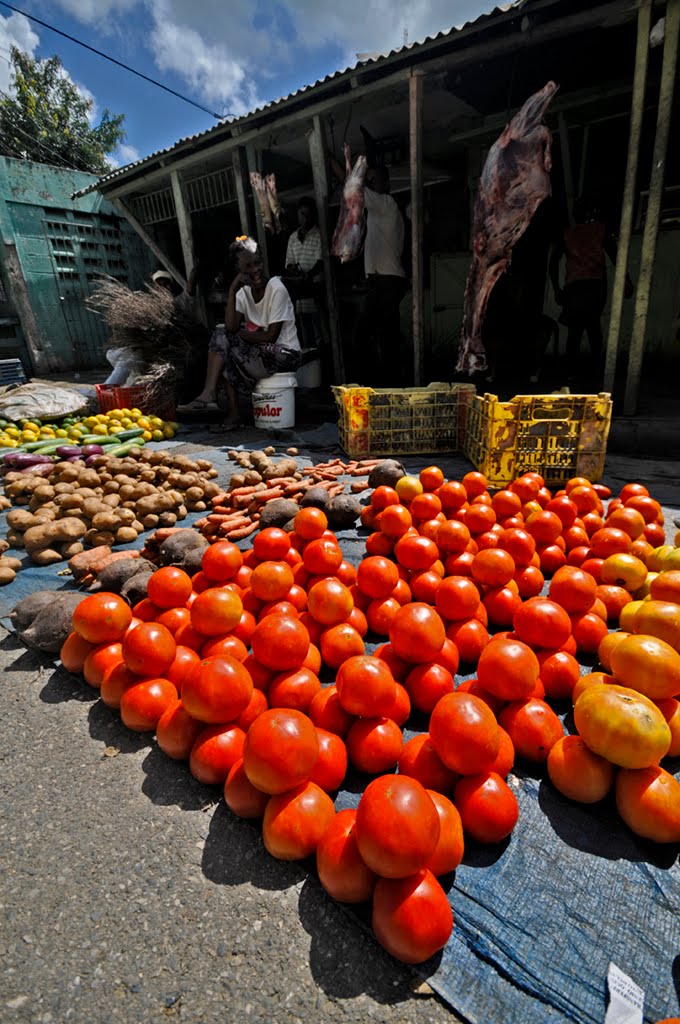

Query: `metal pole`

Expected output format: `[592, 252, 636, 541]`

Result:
[604, 0, 652, 394]
[409, 69, 425, 385]
[307, 115, 345, 382]
[623, 0, 679, 414]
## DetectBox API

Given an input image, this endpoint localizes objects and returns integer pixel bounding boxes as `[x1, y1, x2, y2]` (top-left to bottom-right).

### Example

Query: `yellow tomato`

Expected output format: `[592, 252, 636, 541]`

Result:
[395, 475, 424, 503]
[137, 417, 151, 430]
[21, 431, 37, 442]
[142, 430, 153, 442]
[92, 424, 108, 435]
[5, 427, 19, 438]
[55, 429, 68, 438]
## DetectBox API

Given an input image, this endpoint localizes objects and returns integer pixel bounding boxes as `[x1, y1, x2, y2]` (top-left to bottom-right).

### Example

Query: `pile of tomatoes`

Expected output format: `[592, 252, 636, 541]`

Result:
[57, 466, 680, 966]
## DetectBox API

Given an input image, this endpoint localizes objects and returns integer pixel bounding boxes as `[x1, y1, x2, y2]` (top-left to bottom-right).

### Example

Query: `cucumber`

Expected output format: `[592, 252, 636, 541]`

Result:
[21, 439, 65, 452]
[104, 440, 146, 457]
[80, 428, 144, 445]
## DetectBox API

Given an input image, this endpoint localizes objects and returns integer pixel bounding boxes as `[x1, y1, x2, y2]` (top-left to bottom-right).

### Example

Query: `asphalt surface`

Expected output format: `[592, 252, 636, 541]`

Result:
[0, 629, 459, 1024]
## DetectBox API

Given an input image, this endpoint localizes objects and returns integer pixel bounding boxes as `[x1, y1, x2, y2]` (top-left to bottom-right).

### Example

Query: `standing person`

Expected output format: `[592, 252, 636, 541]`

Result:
[151, 265, 199, 316]
[285, 197, 323, 350]
[331, 157, 406, 383]
[550, 197, 633, 385]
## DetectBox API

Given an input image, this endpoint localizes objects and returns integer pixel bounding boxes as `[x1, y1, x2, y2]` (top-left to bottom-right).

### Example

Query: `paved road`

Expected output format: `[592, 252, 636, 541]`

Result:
[0, 629, 458, 1024]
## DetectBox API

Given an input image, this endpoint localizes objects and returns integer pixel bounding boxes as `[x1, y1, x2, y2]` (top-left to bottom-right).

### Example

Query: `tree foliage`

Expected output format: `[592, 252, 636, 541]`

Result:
[0, 47, 126, 174]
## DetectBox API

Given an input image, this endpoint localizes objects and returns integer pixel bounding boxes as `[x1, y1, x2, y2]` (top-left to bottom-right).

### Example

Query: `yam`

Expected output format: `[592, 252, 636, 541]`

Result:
[10, 591, 56, 633]
[92, 557, 153, 595]
[258, 498, 300, 530]
[120, 572, 151, 606]
[325, 494, 362, 529]
[300, 485, 330, 510]
[367, 459, 406, 489]
[13, 592, 85, 654]
[158, 529, 209, 568]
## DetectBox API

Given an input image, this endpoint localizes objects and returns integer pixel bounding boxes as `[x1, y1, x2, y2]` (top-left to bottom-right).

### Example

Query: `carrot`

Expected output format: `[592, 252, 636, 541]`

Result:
[194, 517, 210, 529]
[210, 494, 230, 508]
[328, 484, 345, 498]
[351, 481, 370, 493]
[230, 484, 265, 498]
[347, 467, 371, 477]
[356, 459, 380, 467]
[225, 521, 259, 540]
[251, 487, 285, 504]
[260, 476, 298, 487]
[217, 516, 252, 534]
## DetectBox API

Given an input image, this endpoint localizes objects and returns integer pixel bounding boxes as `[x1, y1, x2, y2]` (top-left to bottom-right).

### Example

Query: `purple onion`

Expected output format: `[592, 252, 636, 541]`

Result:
[65, 455, 83, 462]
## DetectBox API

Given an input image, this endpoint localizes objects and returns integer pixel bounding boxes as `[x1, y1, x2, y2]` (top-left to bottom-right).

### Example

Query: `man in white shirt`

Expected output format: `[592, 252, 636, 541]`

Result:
[284, 197, 324, 350]
[352, 165, 407, 384]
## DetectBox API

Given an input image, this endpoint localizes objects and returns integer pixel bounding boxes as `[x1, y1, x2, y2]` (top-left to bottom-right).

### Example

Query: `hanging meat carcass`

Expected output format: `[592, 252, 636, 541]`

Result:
[456, 80, 559, 376]
[250, 171, 274, 233]
[265, 173, 286, 233]
[331, 143, 367, 263]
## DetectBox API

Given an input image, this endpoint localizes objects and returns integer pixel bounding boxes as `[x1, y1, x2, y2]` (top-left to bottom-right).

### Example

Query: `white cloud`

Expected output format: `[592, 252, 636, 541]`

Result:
[115, 142, 141, 165]
[0, 11, 39, 93]
[51, 0, 138, 23]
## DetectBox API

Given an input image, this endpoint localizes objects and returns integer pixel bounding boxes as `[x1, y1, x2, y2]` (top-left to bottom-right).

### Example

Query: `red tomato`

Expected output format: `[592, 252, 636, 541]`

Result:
[346, 717, 403, 774]
[201, 540, 243, 582]
[483, 585, 523, 628]
[425, 790, 465, 876]
[224, 758, 270, 819]
[499, 698, 564, 762]
[156, 699, 202, 760]
[250, 614, 310, 671]
[122, 622, 176, 677]
[471, 548, 515, 587]
[253, 527, 290, 561]
[302, 538, 343, 575]
[243, 708, 319, 794]
[488, 726, 515, 778]
[435, 576, 480, 621]
[385, 682, 411, 726]
[445, 618, 489, 664]
[73, 592, 132, 644]
[263, 781, 335, 860]
[319, 623, 365, 669]
[120, 677, 178, 732]
[355, 774, 440, 878]
[537, 650, 581, 700]
[429, 692, 500, 775]
[268, 667, 321, 712]
[316, 808, 377, 903]
[308, 685, 354, 737]
[100, 661, 137, 709]
[548, 565, 598, 614]
[476, 637, 539, 700]
[405, 662, 454, 714]
[200, 634, 248, 662]
[570, 611, 609, 654]
[83, 641, 123, 689]
[181, 655, 253, 723]
[513, 596, 572, 650]
[190, 587, 243, 637]
[389, 602, 446, 664]
[294, 506, 328, 539]
[309, 728, 348, 792]
[372, 869, 453, 963]
[60, 631, 95, 673]
[454, 771, 519, 843]
[147, 567, 193, 609]
[189, 723, 245, 785]
[307, 578, 353, 626]
[336, 655, 396, 717]
[397, 734, 458, 793]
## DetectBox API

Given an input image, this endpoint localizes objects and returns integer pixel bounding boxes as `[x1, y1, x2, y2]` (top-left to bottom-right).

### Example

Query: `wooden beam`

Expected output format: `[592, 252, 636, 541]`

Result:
[557, 112, 575, 224]
[170, 170, 196, 277]
[0, 241, 56, 374]
[578, 124, 590, 195]
[623, 0, 679, 415]
[245, 144, 270, 277]
[308, 114, 345, 382]
[604, 0, 652, 394]
[111, 198, 187, 289]
[232, 147, 253, 236]
[409, 69, 425, 386]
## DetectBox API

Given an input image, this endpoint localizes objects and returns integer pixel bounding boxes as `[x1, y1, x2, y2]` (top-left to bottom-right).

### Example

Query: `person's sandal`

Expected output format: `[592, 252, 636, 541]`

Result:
[176, 398, 220, 412]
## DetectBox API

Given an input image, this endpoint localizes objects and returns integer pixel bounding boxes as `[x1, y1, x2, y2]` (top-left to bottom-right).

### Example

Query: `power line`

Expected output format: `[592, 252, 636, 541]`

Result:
[0, 0, 224, 119]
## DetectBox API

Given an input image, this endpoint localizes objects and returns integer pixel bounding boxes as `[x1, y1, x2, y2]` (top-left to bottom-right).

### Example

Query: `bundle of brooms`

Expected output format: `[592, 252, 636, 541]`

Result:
[88, 277, 210, 409]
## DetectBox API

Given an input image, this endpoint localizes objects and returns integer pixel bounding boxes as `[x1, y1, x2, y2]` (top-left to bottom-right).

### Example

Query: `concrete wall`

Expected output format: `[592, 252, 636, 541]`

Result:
[0, 158, 154, 374]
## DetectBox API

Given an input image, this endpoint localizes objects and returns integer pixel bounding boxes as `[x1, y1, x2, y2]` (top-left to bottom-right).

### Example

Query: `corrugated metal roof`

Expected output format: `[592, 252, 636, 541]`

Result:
[77, 0, 527, 197]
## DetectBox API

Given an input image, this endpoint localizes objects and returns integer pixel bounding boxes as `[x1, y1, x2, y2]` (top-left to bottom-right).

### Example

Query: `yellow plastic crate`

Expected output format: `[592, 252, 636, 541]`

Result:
[332, 383, 476, 458]
[462, 391, 613, 489]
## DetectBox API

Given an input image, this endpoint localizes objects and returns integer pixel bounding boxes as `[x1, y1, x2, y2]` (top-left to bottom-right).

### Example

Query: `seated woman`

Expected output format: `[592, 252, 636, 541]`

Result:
[179, 237, 300, 425]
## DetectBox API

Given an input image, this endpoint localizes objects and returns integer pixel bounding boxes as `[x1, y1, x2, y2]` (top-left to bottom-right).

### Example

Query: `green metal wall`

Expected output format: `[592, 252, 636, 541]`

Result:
[0, 157, 154, 373]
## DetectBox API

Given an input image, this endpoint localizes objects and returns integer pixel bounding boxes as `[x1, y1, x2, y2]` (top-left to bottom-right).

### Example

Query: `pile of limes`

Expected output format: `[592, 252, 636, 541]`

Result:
[0, 408, 178, 448]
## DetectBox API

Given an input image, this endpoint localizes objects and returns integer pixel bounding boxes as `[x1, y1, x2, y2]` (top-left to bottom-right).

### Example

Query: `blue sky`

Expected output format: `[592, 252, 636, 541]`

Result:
[0, 0, 495, 169]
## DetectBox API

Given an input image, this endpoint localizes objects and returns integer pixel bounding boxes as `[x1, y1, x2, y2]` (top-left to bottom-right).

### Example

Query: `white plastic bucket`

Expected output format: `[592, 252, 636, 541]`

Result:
[252, 373, 297, 429]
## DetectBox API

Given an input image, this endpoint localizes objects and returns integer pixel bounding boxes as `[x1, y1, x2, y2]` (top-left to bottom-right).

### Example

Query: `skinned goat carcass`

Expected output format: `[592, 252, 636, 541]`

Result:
[265, 173, 286, 233]
[250, 172, 274, 233]
[456, 81, 558, 376]
[331, 143, 367, 263]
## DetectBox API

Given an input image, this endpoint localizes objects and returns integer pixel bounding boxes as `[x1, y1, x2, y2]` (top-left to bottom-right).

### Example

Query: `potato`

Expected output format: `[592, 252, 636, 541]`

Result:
[23, 517, 87, 558]
[0, 496, 11, 510]
[264, 458, 298, 481]
[7, 530, 24, 548]
[142, 514, 159, 530]
[102, 494, 121, 509]
[60, 541, 84, 559]
[85, 529, 116, 547]
[0, 538, 10, 555]
[0, 556, 22, 572]
[92, 512, 120, 532]
[0, 567, 16, 585]
[31, 548, 63, 566]
[157, 512, 178, 528]
[115, 526, 139, 544]
[7, 509, 37, 531]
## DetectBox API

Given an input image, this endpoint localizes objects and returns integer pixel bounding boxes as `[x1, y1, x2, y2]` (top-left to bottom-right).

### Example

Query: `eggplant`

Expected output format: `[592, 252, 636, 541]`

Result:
[18, 462, 53, 476]
[80, 444, 104, 457]
[55, 445, 82, 459]
[65, 455, 83, 462]
[9, 453, 54, 469]
[85, 454, 102, 467]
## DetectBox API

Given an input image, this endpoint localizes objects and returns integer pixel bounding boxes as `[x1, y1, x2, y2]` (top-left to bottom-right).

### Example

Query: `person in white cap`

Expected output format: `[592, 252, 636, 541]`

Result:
[151, 264, 199, 316]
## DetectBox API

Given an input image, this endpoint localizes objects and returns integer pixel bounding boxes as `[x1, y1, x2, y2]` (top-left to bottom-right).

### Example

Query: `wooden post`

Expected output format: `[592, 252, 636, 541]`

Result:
[1, 240, 56, 374]
[578, 124, 590, 196]
[232, 147, 253, 236]
[170, 171, 207, 326]
[557, 112, 575, 225]
[623, 0, 679, 415]
[245, 143, 270, 276]
[604, 0, 652, 394]
[111, 198, 187, 289]
[409, 69, 425, 386]
[308, 114, 345, 382]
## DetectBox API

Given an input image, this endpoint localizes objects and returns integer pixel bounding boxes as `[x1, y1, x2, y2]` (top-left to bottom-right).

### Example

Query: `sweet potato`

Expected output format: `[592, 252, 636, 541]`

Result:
[12, 591, 85, 654]
[257, 498, 300, 530]
[325, 494, 362, 529]
[158, 529, 209, 568]
[368, 459, 406, 488]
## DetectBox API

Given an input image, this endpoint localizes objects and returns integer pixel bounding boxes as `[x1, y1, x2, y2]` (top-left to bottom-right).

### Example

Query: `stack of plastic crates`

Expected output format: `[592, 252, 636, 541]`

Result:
[462, 392, 613, 489]
[332, 383, 476, 458]
[95, 383, 175, 421]
[0, 359, 27, 387]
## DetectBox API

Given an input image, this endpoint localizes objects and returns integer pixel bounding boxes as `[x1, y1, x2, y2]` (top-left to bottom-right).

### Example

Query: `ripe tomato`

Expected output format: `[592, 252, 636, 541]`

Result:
[201, 540, 243, 582]
[243, 708, 319, 794]
[385, 682, 411, 726]
[634, 600, 680, 650]
[319, 622, 364, 668]
[489, 726, 515, 778]
[388, 602, 446, 663]
[424, 790, 464, 876]
[201, 634, 248, 662]
[397, 733, 458, 793]
[372, 869, 453, 964]
[497, 528, 536, 567]
[405, 662, 454, 714]
[60, 631, 95, 673]
[73, 592, 132, 644]
[268, 667, 321, 712]
[610, 634, 680, 700]
[120, 677, 178, 732]
[309, 728, 348, 792]
[147, 567, 193, 609]
[371, 485, 400, 511]
[336, 655, 396, 717]
[483, 585, 522, 628]
[437, 480, 468, 514]
[253, 527, 291, 561]
[122, 622, 176, 677]
[133, 598, 161, 622]
[316, 808, 377, 903]
[597, 630, 630, 672]
[656, 698, 680, 757]
[595, 584, 632, 621]
[537, 650, 580, 700]
[263, 781, 335, 860]
[410, 492, 443, 521]
[548, 565, 597, 614]
[100, 661, 137, 709]
[307, 578, 353, 626]
[574, 683, 671, 768]
[308, 684, 354, 737]
[513, 596, 572, 650]
[394, 534, 439, 572]
[224, 758, 270, 819]
[454, 771, 519, 843]
[294, 506, 328, 539]
[249, 560, 294, 603]
[445, 618, 489, 664]
[420, 465, 445, 492]
[434, 576, 480, 621]
[429, 692, 500, 775]
[189, 723, 245, 785]
[250, 614, 310, 671]
[570, 611, 608, 654]
[615, 765, 680, 843]
[590, 527, 632, 559]
[83, 642, 123, 689]
[181, 655, 253, 723]
[606, 506, 646, 540]
[355, 775, 439, 878]
[303, 537, 343, 575]
[408, 569, 442, 605]
[190, 587, 243, 637]
[499, 698, 564, 763]
[346, 716, 403, 774]
[545, 495, 578, 528]
[547, 735, 614, 803]
[156, 699, 202, 760]
[476, 637, 539, 701]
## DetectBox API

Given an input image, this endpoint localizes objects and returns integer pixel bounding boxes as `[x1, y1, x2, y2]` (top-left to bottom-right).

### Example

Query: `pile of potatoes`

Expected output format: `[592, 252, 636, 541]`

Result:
[226, 445, 300, 490]
[3, 448, 221, 571]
